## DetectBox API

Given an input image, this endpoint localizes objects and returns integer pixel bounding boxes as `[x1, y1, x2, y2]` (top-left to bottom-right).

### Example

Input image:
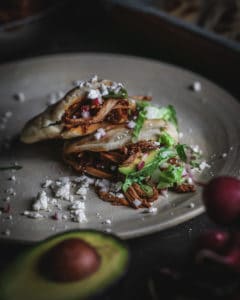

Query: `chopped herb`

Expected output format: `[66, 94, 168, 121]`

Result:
[131, 101, 150, 142]
[162, 105, 178, 128]
[157, 165, 184, 189]
[176, 144, 187, 162]
[190, 160, 200, 168]
[132, 110, 147, 142]
[159, 132, 175, 147]
[0, 165, 22, 171]
[122, 178, 135, 193]
[122, 148, 177, 191]
[103, 88, 128, 99]
[136, 101, 150, 110]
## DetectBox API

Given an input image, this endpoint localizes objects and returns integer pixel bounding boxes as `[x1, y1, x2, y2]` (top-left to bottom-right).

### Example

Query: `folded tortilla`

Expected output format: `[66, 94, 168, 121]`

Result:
[63, 119, 179, 179]
[20, 80, 134, 143]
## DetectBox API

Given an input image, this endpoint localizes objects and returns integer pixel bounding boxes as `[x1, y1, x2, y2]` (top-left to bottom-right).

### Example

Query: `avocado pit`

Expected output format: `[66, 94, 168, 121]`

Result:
[39, 238, 101, 282]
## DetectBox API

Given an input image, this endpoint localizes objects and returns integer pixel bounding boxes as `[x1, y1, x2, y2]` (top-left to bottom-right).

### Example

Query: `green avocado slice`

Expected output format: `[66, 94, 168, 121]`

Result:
[119, 149, 158, 176]
[0, 230, 129, 300]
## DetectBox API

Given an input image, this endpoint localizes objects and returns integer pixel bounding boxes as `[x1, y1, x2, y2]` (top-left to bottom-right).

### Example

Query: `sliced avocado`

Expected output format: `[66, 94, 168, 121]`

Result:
[0, 230, 129, 300]
[118, 156, 141, 175]
[119, 149, 158, 175]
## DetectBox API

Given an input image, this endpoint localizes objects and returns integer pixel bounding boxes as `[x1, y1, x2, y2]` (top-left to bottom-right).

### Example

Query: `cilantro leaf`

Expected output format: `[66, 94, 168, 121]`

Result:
[176, 144, 187, 162]
[159, 132, 175, 147]
[162, 105, 178, 128]
[132, 110, 147, 142]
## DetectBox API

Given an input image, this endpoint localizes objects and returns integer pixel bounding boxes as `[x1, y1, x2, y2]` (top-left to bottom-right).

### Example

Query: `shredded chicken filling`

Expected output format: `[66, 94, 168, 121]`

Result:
[63, 140, 195, 208]
[63, 96, 136, 130]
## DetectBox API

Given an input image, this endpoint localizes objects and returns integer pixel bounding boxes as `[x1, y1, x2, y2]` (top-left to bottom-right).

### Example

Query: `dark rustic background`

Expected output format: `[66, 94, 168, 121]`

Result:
[0, 1, 239, 299]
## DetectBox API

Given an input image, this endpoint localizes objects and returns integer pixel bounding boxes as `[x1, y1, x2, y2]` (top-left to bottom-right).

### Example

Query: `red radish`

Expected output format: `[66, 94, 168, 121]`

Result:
[197, 230, 230, 253]
[195, 232, 240, 273]
[202, 176, 240, 224]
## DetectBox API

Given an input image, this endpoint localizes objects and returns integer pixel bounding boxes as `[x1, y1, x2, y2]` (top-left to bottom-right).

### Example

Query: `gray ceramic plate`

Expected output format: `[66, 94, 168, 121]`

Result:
[0, 53, 239, 243]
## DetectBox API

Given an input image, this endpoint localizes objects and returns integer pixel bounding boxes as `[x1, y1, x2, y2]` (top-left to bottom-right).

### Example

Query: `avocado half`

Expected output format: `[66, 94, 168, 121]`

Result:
[0, 230, 129, 300]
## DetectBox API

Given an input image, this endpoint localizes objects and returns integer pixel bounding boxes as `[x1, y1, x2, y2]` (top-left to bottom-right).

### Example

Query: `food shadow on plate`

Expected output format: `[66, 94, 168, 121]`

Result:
[0, 134, 64, 165]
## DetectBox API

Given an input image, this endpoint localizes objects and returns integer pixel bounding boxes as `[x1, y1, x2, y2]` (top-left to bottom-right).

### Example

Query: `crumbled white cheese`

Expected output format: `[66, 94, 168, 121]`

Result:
[14, 92, 25, 102]
[188, 203, 195, 209]
[88, 89, 101, 99]
[145, 106, 159, 119]
[96, 212, 102, 218]
[72, 209, 87, 223]
[95, 179, 110, 189]
[8, 175, 16, 181]
[109, 181, 122, 193]
[3, 229, 11, 236]
[62, 214, 68, 220]
[109, 82, 123, 93]
[42, 179, 53, 188]
[179, 132, 183, 139]
[5, 111, 13, 118]
[81, 111, 90, 119]
[102, 219, 112, 225]
[199, 161, 210, 170]
[58, 177, 70, 184]
[94, 128, 106, 140]
[114, 86, 122, 94]
[133, 199, 142, 207]
[127, 120, 136, 129]
[90, 75, 98, 83]
[100, 83, 109, 96]
[110, 165, 117, 171]
[74, 175, 95, 185]
[7, 215, 13, 220]
[192, 81, 202, 92]
[32, 191, 49, 211]
[50, 198, 57, 205]
[69, 201, 85, 211]
[192, 145, 200, 153]
[6, 188, 15, 195]
[148, 207, 158, 213]
[76, 186, 88, 200]
[52, 181, 71, 200]
[73, 80, 85, 87]
[222, 153, 227, 158]
[129, 98, 136, 105]
[116, 193, 124, 198]
[23, 211, 43, 219]
[187, 177, 193, 184]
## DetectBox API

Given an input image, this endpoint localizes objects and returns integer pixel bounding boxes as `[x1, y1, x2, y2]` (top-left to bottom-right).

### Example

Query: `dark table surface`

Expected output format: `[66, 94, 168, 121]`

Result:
[0, 1, 238, 299]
